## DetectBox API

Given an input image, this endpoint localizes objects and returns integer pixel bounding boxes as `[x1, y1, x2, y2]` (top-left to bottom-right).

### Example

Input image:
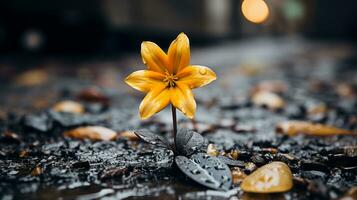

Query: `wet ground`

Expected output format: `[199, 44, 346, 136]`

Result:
[0, 37, 356, 199]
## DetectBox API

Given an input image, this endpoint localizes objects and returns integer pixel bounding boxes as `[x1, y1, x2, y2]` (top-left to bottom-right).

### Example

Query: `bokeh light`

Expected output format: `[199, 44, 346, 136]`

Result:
[241, 0, 270, 24]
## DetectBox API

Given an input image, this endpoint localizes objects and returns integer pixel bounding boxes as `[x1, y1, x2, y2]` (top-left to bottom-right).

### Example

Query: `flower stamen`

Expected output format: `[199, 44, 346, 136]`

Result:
[163, 74, 179, 88]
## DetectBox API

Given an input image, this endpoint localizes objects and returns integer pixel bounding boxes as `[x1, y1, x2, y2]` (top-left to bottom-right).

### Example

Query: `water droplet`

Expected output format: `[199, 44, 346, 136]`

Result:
[190, 169, 201, 174]
[199, 68, 207, 75]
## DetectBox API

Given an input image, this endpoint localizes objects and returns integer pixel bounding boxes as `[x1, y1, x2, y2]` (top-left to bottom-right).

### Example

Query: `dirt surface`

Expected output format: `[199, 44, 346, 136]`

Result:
[0, 38, 356, 200]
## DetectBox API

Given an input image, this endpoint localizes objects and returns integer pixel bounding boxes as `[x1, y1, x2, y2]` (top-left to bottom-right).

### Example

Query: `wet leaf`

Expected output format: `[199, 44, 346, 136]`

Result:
[64, 126, 117, 141]
[134, 130, 170, 148]
[175, 153, 232, 191]
[276, 120, 355, 136]
[217, 155, 245, 167]
[241, 161, 293, 193]
[176, 128, 207, 156]
[52, 100, 84, 114]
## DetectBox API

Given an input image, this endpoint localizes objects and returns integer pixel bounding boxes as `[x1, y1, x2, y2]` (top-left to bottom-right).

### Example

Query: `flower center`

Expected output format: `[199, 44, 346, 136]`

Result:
[163, 74, 179, 88]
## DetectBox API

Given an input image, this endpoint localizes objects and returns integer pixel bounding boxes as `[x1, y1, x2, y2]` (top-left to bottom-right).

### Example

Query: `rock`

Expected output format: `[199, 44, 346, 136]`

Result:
[64, 126, 117, 141]
[231, 167, 247, 184]
[52, 101, 84, 114]
[23, 112, 53, 132]
[31, 166, 43, 176]
[241, 161, 293, 193]
[207, 144, 218, 157]
[252, 91, 285, 110]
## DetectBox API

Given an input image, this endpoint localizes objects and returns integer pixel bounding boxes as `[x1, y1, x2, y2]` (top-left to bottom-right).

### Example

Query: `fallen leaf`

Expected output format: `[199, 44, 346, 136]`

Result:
[134, 130, 170, 148]
[276, 121, 355, 136]
[252, 91, 285, 110]
[241, 161, 293, 193]
[52, 100, 84, 114]
[64, 126, 117, 141]
[176, 128, 207, 156]
[175, 153, 232, 191]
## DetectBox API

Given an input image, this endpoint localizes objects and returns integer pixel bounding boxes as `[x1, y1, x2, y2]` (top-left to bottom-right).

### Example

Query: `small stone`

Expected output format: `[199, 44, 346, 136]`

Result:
[231, 167, 247, 184]
[336, 83, 355, 98]
[252, 91, 285, 110]
[244, 162, 257, 174]
[207, 144, 218, 157]
[19, 150, 28, 158]
[251, 80, 287, 94]
[31, 166, 43, 176]
[276, 120, 354, 136]
[52, 100, 84, 114]
[64, 126, 117, 141]
[241, 161, 293, 193]
[77, 87, 109, 104]
[2, 131, 20, 143]
[230, 149, 239, 160]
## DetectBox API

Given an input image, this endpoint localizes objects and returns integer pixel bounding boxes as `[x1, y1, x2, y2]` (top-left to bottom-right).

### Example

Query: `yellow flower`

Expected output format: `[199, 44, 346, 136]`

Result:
[125, 33, 217, 120]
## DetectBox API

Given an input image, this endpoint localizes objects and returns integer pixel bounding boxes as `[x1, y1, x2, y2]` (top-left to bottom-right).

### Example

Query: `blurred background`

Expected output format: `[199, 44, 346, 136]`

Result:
[0, 0, 357, 56]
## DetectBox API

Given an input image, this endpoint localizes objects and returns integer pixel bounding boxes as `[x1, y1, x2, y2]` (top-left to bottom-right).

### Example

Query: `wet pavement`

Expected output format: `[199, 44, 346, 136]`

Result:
[0, 37, 356, 199]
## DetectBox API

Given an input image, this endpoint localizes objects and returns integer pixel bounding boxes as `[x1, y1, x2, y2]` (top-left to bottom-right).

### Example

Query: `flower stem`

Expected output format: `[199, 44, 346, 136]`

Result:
[171, 104, 177, 149]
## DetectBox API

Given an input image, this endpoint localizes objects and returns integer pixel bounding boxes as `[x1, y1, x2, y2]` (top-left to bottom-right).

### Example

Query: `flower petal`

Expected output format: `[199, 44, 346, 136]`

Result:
[139, 83, 170, 119]
[167, 33, 190, 74]
[176, 65, 217, 89]
[125, 70, 165, 92]
[141, 41, 169, 73]
[170, 82, 196, 119]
